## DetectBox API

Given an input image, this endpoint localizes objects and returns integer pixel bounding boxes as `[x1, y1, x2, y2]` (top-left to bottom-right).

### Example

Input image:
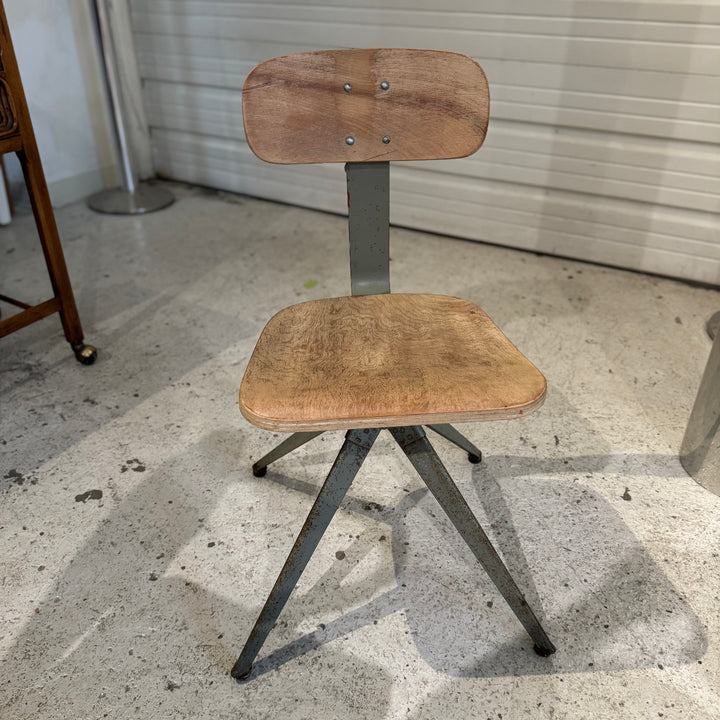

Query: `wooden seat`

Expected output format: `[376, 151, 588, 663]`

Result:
[240, 293, 545, 432]
[231, 49, 556, 681]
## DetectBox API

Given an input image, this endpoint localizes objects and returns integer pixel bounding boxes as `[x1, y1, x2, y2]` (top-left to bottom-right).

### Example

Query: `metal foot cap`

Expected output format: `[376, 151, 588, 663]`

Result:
[468, 452, 482, 464]
[232, 664, 253, 681]
[533, 643, 556, 657]
[252, 465, 267, 477]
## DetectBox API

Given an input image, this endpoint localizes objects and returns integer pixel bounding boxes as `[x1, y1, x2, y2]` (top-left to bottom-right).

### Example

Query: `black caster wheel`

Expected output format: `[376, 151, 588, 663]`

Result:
[73, 343, 97, 365]
[533, 643, 555, 657]
[252, 465, 267, 477]
[468, 452, 482, 464]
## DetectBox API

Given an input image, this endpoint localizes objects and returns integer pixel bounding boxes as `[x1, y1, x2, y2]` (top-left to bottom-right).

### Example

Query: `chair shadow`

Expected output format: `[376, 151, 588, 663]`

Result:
[1, 430, 395, 718]
[4, 431, 706, 714]
[240, 443, 707, 678]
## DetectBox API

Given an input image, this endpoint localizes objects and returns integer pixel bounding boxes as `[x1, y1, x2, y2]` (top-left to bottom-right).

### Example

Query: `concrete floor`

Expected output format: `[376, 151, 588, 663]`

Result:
[1, 181, 719, 719]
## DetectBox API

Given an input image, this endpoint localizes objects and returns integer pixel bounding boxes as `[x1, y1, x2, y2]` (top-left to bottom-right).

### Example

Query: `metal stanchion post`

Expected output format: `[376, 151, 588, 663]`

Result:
[87, 0, 173, 214]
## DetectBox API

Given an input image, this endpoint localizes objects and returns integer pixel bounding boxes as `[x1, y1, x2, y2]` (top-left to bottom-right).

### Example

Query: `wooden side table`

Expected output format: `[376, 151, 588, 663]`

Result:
[0, 1, 96, 364]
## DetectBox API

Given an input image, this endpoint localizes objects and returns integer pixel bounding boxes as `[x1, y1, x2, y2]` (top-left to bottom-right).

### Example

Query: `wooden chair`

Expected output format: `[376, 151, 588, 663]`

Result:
[232, 49, 555, 680]
[0, 2, 95, 363]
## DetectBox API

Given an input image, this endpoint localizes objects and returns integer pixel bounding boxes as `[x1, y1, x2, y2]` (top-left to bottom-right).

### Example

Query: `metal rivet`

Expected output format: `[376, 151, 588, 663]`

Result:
[345, 136, 355, 146]
[343, 83, 352, 92]
[380, 81, 390, 90]
[382, 135, 391, 144]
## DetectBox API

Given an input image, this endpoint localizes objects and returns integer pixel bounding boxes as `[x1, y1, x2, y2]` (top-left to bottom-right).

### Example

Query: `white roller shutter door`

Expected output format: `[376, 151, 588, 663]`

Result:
[129, 0, 720, 284]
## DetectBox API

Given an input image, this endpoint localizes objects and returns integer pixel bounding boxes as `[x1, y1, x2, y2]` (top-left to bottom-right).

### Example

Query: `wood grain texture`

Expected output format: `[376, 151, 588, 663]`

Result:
[240, 294, 545, 431]
[0, 0, 87, 348]
[242, 49, 489, 164]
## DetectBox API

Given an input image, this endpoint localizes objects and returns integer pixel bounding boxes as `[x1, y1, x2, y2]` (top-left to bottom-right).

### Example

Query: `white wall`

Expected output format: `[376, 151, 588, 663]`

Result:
[4, 0, 118, 206]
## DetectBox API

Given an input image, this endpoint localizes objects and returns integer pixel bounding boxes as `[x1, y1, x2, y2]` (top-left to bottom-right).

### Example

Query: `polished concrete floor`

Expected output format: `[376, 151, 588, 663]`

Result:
[1, 181, 719, 719]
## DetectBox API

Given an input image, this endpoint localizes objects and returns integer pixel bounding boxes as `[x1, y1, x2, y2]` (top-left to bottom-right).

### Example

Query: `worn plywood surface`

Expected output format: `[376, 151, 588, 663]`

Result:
[242, 49, 488, 164]
[240, 294, 546, 431]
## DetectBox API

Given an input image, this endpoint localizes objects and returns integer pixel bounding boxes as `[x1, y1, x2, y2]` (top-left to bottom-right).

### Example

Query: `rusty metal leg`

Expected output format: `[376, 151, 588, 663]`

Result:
[252, 431, 324, 477]
[232, 427, 381, 680]
[389, 426, 556, 656]
[427, 423, 482, 463]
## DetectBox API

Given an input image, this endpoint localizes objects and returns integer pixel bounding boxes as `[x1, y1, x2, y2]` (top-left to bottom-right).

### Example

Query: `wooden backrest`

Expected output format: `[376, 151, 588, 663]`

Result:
[242, 49, 489, 165]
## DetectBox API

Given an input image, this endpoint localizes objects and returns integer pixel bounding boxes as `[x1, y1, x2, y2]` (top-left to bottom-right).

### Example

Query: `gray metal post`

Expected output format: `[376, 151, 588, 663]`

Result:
[345, 162, 390, 295]
[88, 0, 174, 215]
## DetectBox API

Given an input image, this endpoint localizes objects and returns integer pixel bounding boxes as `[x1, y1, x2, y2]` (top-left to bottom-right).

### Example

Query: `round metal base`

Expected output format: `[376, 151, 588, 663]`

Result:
[87, 185, 174, 215]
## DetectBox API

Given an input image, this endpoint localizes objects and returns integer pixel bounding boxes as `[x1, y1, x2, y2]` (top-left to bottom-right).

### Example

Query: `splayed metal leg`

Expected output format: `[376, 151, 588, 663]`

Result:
[389, 425, 555, 656]
[427, 423, 482, 463]
[232, 428, 380, 680]
[252, 431, 324, 477]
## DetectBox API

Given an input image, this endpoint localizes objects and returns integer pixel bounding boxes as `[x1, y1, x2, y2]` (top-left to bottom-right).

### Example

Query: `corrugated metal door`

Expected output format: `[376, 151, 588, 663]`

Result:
[129, 0, 720, 284]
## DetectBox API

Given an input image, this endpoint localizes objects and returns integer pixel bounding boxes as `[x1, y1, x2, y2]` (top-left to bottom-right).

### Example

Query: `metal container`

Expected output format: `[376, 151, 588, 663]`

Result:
[680, 315, 720, 495]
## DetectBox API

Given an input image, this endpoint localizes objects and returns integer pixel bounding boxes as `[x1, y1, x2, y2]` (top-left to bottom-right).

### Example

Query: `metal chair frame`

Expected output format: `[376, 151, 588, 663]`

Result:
[231, 161, 555, 680]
